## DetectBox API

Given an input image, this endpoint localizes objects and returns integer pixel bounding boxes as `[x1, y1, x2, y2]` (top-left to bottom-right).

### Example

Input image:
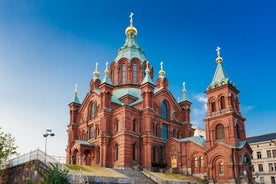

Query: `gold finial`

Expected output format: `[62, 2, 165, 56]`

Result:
[158, 61, 166, 77]
[182, 82, 186, 93]
[93, 62, 100, 77]
[105, 61, 109, 74]
[125, 12, 137, 35]
[216, 46, 223, 63]
[74, 83, 78, 94]
[145, 61, 150, 73]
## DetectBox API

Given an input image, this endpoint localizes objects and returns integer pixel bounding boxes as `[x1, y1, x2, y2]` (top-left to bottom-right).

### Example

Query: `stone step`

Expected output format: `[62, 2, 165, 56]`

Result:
[113, 168, 156, 184]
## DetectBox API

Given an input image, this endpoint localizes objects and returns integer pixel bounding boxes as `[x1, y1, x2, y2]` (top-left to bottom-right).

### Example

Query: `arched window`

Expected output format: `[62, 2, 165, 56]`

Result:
[211, 101, 216, 112]
[90, 102, 96, 119]
[133, 63, 137, 83]
[161, 101, 168, 118]
[220, 96, 226, 109]
[132, 143, 137, 161]
[216, 124, 225, 139]
[89, 125, 94, 139]
[133, 119, 136, 132]
[122, 63, 126, 84]
[115, 144, 119, 161]
[219, 162, 224, 175]
[194, 157, 198, 167]
[200, 157, 204, 167]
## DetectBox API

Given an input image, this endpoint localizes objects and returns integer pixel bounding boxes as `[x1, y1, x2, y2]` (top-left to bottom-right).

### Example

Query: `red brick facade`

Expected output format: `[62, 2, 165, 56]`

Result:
[66, 18, 252, 183]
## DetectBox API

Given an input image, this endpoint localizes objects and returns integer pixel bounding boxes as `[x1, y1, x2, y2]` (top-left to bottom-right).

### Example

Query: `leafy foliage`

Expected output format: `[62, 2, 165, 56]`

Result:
[0, 127, 17, 165]
[38, 163, 69, 184]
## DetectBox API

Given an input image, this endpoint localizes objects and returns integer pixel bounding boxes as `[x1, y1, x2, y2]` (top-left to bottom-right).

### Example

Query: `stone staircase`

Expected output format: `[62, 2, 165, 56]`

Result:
[114, 168, 156, 184]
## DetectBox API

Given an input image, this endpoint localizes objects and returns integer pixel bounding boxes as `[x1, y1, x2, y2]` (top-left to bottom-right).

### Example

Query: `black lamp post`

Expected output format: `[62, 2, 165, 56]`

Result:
[43, 129, 55, 162]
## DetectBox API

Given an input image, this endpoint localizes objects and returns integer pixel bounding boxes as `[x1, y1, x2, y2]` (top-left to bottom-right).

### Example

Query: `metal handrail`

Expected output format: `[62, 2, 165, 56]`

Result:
[1, 149, 66, 169]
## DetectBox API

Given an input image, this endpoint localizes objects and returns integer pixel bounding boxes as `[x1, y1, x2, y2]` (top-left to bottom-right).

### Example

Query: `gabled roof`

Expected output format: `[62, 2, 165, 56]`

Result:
[247, 132, 276, 143]
[112, 88, 142, 106]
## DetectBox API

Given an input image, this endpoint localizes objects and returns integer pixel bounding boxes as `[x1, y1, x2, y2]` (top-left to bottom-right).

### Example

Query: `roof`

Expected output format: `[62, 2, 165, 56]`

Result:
[208, 62, 233, 89]
[176, 136, 206, 147]
[247, 132, 276, 143]
[112, 88, 142, 106]
[75, 140, 95, 147]
[141, 70, 154, 85]
[114, 25, 147, 62]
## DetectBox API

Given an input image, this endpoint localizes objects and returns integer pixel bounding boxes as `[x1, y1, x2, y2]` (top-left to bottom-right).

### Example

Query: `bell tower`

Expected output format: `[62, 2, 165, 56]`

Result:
[204, 47, 246, 149]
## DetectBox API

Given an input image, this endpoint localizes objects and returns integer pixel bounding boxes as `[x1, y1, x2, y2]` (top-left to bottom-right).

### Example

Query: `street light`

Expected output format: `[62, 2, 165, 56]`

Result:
[43, 129, 55, 162]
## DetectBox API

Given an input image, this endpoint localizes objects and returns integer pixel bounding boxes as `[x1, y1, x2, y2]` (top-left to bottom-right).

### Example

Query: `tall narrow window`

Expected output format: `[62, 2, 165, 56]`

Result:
[211, 101, 216, 112]
[258, 164, 263, 172]
[257, 151, 262, 159]
[219, 162, 224, 175]
[272, 150, 276, 157]
[161, 101, 168, 118]
[194, 157, 198, 167]
[152, 146, 156, 162]
[220, 96, 226, 109]
[132, 143, 137, 161]
[267, 150, 272, 158]
[155, 124, 158, 136]
[216, 124, 224, 139]
[90, 102, 96, 119]
[122, 63, 126, 84]
[235, 123, 240, 139]
[115, 120, 119, 133]
[115, 144, 119, 161]
[89, 125, 94, 139]
[113, 68, 117, 84]
[162, 124, 168, 139]
[133, 64, 137, 83]
[269, 163, 274, 171]
[200, 157, 204, 167]
[133, 119, 136, 132]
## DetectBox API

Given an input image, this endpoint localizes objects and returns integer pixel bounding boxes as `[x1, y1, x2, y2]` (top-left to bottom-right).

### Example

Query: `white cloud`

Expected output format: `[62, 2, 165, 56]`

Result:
[241, 105, 255, 114]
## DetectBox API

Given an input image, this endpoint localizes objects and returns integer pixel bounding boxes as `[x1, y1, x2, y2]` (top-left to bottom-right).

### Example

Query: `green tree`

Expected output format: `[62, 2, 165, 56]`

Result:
[39, 163, 69, 184]
[0, 127, 17, 165]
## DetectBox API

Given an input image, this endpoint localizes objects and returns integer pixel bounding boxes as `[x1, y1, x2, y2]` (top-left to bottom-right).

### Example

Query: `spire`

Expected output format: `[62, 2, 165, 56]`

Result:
[216, 46, 223, 63]
[141, 61, 154, 84]
[101, 61, 112, 85]
[115, 12, 147, 62]
[158, 61, 166, 78]
[125, 12, 137, 35]
[93, 62, 100, 79]
[208, 47, 233, 89]
[180, 82, 188, 102]
[73, 84, 81, 104]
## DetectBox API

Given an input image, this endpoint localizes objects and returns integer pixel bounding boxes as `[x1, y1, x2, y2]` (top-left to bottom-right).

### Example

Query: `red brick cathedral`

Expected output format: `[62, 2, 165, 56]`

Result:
[66, 14, 252, 183]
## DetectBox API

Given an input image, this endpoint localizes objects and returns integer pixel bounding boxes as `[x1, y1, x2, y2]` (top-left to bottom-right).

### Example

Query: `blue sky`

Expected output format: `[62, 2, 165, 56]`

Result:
[0, 1, 275, 157]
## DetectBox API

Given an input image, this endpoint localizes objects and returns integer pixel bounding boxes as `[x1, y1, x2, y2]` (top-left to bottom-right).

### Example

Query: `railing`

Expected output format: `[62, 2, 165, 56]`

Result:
[1, 149, 66, 169]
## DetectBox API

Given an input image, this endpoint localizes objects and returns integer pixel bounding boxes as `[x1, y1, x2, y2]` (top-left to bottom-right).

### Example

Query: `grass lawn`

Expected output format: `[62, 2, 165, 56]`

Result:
[65, 164, 126, 178]
[144, 171, 205, 183]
